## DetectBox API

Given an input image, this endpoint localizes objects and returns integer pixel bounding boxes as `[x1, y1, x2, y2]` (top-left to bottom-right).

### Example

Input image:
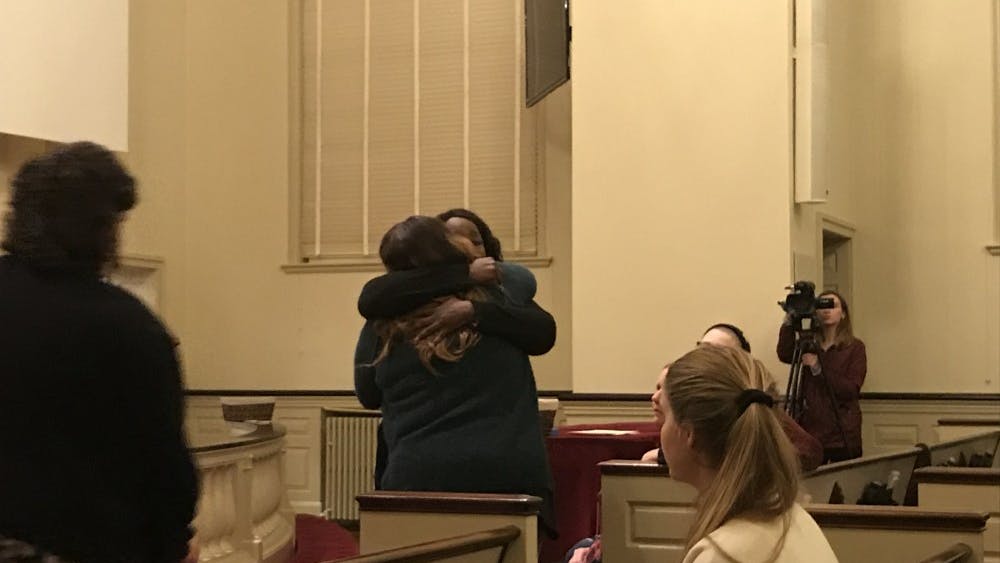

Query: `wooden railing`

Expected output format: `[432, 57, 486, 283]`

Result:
[190, 426, 294, 563]
[332, 526, 520, 563]
[355, 492, 541, 563]
[919, 542, 974, 563]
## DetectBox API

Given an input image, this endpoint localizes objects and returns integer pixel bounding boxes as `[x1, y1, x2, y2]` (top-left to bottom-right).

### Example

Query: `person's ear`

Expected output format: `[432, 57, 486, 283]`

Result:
[682, 422, 696, 449]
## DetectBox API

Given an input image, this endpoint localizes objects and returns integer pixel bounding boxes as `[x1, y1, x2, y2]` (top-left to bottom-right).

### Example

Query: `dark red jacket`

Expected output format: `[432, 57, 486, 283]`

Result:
[777, 324, 867, 457]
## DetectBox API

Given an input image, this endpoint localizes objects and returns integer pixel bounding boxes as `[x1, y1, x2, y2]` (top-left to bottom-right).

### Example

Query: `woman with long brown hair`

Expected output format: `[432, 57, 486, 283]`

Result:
[777, 290, 867, 462]
[660, 346, 837, 562]
[355, 215, 557, 537]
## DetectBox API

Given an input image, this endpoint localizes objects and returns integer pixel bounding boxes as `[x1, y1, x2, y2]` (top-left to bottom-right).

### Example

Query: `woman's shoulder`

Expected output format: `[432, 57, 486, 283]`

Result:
[498, 262, 537, 303]
[685, 505, 838, 563]
[843, 336, 866, 352]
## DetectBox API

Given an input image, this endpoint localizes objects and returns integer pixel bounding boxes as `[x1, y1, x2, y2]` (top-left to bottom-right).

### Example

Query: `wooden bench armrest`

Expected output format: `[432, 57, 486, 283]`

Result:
[806, 504, 989, 532]
[356, 491, 542, 516]
[333, 526, 520, 563]
[913, 467, 1000, 486]
[918, 542, 973, 563]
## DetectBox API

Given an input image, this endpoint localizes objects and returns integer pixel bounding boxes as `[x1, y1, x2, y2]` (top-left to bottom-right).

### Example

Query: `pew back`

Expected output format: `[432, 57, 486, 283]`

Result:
[599, 461, 989, 563]
[915, 467, 1000, 563]
[599, 462, 690, 563]
[802, 447, 921, 505]
[924, 430, 1000, 468]
[810, 504, 988, 563]
[356, 492, 539, 563]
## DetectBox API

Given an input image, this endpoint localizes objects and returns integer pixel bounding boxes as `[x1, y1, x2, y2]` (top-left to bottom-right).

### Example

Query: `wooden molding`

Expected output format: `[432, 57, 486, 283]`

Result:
[323, 408, 382, 419]
[118, 253, 164, 270]
[599, 460, 670, 477]
[334, 526, 520, 563]
[357, 491, 542, 516]
[861, 393, 1000, 402]
[188, 423, 287, 454]
[806, 504, 988, 532]
[937, 418, 1000, 427]
[185, 390, 1000, 402]
[913, 467, 1000, 486]
[186, 389, 358, 397]
[282, 255, 553, 274]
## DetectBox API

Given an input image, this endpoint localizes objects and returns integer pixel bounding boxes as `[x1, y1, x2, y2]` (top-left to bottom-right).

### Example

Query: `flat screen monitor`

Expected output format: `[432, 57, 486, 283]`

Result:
[525, 0, 569, 107]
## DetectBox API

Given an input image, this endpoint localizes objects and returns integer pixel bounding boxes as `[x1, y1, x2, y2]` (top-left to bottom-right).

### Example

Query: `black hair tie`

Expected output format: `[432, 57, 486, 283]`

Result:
[736, 389, 774, 415]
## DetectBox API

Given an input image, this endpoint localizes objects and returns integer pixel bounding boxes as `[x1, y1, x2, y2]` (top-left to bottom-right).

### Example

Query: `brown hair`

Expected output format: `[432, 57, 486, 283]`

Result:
[819, 290, 855, 347]
[373, 216, 485, 373]
[3, 141, 136, 276]
[666, 346, 800, 561]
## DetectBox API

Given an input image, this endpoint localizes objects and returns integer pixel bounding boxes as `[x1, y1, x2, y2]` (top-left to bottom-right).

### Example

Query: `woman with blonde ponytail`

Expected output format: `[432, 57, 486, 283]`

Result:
[659, 346, 838, 563]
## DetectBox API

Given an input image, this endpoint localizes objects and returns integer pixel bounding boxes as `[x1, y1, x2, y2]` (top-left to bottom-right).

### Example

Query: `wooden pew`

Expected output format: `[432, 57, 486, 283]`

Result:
[935, 419, 1000, 443]
[802, 447, 922, 505]
[914, 467, 1000, 563]
[809, 504, 988, 563]
[921, 430, 1000, 468]
[333, 525, 520, 563]
[355, 492, 540, 563]
[599, 460, 989, 563]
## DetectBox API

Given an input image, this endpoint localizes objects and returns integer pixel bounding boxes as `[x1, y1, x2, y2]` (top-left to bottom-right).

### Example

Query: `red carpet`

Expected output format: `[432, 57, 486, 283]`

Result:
[293, 514, 359, 563]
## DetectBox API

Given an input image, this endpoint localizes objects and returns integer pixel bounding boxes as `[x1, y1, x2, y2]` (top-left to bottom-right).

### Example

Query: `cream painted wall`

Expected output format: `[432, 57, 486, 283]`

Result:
[0, 134, 49, 227]
[1, 1, 571, 392]
[792, 0, 1000, 393]
[0, 1, 129, 150]
[571, 0, 795, 393]
[3, 0, 995, 395]
[179, 1, 572, 390]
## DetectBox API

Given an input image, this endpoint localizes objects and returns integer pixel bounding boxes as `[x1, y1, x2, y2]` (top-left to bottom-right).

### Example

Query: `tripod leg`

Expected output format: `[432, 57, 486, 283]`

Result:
[818, 367, 850, 458]
[786, 344, 804, 421]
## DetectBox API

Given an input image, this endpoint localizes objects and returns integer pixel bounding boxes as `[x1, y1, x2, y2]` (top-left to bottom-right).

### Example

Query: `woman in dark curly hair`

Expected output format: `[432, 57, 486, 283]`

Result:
[0, 142, 199, 563]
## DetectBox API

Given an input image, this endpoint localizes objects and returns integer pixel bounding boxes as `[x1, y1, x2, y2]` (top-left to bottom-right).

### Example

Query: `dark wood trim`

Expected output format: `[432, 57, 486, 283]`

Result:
[357, 491, 542, 516]
[803, 447, 922, 478]
[185, 390, 1000, 402]
[332, 525, 520, 563]
[546, 392, 651, 401]
[860, 393, 1000, 402]
[918, 543, 973, 563]
[188, 423, 287, 453]
[913, 467, 1000, 486]
[938, 418, 1000, 427]
[807, 504, 988, 532]
[599, 460, 671, 477]
[323, 408, 382, 418]
[186, 389, 358, 397]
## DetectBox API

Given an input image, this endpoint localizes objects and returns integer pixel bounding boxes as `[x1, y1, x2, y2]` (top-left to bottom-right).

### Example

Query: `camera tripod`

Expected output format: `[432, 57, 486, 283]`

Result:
[784, 333, 848, 455]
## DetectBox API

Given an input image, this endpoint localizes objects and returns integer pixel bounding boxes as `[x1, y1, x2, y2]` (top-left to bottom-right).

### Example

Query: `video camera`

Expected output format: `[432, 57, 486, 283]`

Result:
[778, 281, 834, 335]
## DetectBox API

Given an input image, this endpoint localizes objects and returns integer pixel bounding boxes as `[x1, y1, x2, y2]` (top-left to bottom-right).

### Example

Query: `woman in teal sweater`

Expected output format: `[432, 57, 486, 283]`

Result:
[356, 215, 557, 537]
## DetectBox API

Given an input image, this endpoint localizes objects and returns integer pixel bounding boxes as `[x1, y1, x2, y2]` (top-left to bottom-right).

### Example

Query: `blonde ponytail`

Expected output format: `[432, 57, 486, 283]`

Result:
[665, 346, 800, 562]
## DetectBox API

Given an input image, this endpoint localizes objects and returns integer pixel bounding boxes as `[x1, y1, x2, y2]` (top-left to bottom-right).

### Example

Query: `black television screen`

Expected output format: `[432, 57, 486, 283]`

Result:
[525, 0, 570, 107]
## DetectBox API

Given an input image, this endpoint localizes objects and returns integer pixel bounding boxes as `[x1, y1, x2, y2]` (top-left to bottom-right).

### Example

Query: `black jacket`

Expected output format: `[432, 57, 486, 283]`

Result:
[0, 255, 198, 563]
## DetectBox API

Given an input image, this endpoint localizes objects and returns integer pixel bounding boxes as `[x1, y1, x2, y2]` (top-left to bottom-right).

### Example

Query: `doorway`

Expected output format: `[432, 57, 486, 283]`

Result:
[819, 215, 854, 306]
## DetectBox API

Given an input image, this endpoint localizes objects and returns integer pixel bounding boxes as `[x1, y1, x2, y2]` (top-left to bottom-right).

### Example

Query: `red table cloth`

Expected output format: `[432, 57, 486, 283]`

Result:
[541, 421, 661, 563]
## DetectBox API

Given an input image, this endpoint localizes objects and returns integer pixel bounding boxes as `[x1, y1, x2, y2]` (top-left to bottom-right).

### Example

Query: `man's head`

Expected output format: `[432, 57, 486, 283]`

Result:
[3, 142, 136, 275]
